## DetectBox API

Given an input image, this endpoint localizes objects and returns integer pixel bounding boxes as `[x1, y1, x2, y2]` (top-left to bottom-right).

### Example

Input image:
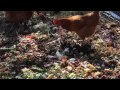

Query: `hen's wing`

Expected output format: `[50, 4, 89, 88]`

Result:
[72, 19, 86, 29]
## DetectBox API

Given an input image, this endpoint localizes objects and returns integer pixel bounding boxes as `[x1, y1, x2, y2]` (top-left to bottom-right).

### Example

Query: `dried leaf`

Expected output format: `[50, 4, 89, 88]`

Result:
[46, 74, 54, 79]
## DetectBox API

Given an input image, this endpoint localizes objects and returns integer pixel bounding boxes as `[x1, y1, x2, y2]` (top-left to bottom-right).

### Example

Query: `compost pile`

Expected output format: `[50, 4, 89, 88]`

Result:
[0, 11, 120, 79]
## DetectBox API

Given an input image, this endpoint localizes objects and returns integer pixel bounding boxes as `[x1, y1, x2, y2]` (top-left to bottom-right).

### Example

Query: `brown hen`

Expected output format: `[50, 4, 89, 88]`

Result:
[4, 11, 33, 23]
[53, 11, 100, 40]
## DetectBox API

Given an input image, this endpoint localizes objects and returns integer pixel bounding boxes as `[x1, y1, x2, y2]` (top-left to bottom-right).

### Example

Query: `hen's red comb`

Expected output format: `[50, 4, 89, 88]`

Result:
[53, 18, 60, 26]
